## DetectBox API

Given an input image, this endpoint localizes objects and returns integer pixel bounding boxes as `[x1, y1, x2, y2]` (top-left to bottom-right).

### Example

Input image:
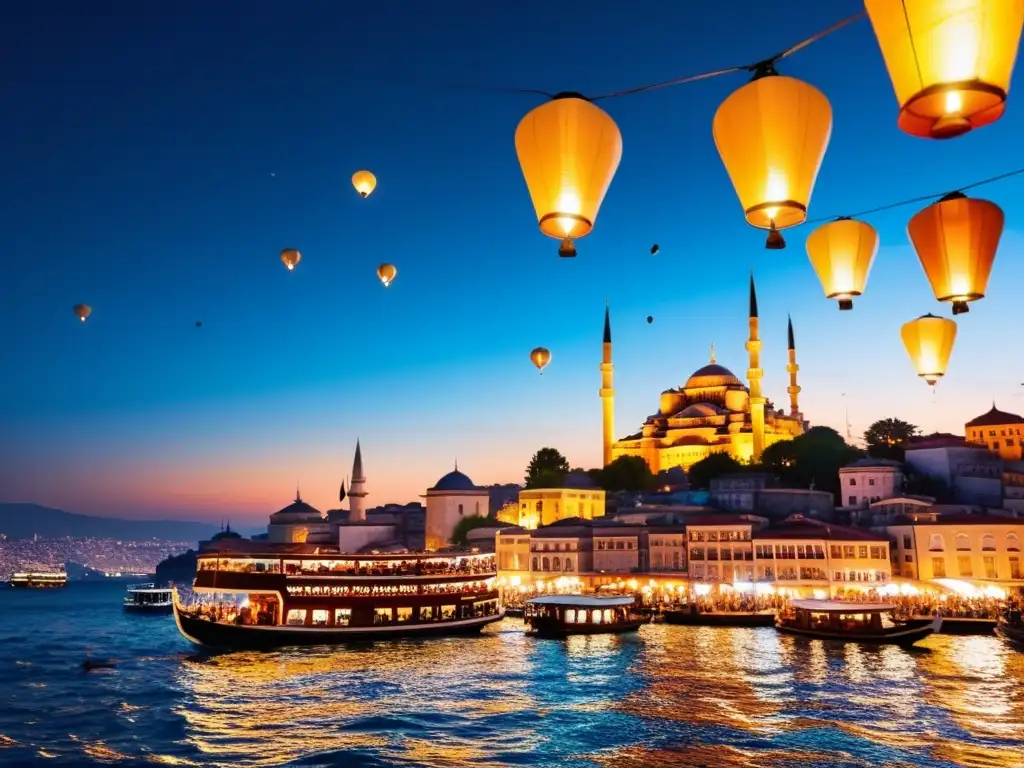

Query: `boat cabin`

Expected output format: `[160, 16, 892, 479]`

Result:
[525, 595, 643, 636]
[783, 600, 894, 632]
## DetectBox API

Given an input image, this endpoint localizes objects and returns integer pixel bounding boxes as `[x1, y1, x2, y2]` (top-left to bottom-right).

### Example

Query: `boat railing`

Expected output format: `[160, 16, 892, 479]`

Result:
[126, 583, 157, 591]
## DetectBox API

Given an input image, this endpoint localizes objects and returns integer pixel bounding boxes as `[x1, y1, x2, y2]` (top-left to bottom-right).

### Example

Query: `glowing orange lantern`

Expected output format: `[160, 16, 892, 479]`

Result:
[73, 304, 91, 322]
[865, 0, 1024, 139]
[901, 313, 957, 385]
[280, 248, 301, 271]
[377, 263, 397, 287]
[352, 170, 377, 198]
[515, 93, 622, 258]
[805, 218, 879, 310]
[712, 64, 832, 247]
[530, 347, 551, 374]
[907, 191, 1003, 315]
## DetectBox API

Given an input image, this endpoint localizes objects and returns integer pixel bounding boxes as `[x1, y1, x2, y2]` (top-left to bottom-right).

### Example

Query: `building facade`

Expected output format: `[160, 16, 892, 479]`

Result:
[603, 277, 806, 474]
[513, 472, 606, 529]
[423, 467, 490, 550]
[839, 458, 904, 508]
[965, 404, 1024, 461]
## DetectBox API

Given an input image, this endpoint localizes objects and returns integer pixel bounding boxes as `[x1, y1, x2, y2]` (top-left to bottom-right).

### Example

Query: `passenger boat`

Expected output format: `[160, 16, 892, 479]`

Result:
[776, 599, 940, 647]
[8, 570, 67, 589]
[524, 595, 645, 637]
[172, 548, 503, 649]
[909, 615, 997, 636]
[123, 583, 173, 613]
[663, 605, 776, 628]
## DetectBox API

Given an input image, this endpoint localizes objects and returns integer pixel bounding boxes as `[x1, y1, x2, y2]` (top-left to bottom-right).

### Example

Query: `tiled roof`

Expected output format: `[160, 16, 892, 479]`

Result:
[890, 512, 1022, 526]
[754, 518, 888, 542]
[965, 405, 1024, 427]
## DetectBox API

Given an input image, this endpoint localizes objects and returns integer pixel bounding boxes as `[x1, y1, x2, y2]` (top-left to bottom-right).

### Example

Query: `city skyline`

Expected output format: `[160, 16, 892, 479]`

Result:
[1, 1, 1021, 522]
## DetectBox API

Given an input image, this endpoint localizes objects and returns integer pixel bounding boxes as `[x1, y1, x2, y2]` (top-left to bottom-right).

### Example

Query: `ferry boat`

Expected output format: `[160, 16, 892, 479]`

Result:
[663, 605, 776, 628]
[776, 599, 940, 647]
[524, 595, 645, 637]
[123, 583, 173, 613]
[172, 547, 503, 649]
[8, 570, 68, 589]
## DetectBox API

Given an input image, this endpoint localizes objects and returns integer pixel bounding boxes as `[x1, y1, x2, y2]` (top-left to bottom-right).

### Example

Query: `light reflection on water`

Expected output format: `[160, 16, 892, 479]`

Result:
[1, 584, 1023, 767]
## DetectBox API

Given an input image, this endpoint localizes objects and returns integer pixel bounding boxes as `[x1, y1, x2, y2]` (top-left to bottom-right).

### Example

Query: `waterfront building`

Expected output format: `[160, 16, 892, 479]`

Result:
[904, 434, 1003, 508]
[512, 471, 606, 529]
[604, 277, 806, 473]
[965, 403, 1024, 461]
[884, 513, 1024, 592]
[839, 458, 905, 509]
[422, 466, 490, 550]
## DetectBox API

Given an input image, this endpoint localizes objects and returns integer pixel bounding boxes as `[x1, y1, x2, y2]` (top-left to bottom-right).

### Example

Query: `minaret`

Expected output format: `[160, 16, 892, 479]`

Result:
[599, 303, 615, 467]
[745, 274, 766, 461]
[348, 440, 367, 521]
[786, 314, 802, 420]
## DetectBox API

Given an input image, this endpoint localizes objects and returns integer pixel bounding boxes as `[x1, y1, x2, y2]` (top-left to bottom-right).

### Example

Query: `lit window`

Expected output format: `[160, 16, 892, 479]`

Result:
[286, 609, 306, 626]
[334, 608, 351, 626]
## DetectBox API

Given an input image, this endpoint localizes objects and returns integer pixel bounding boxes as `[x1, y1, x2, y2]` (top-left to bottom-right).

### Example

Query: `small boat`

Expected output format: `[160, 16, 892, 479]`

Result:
[123, 583, 173, 613]
[910, 615, 997, 636]
[994, 612, 1024, 649]
[525, 595, 645, 637]
[8, 571, 67, 589]
[776, 599, 940, 647]
[663, 605, 776, 628]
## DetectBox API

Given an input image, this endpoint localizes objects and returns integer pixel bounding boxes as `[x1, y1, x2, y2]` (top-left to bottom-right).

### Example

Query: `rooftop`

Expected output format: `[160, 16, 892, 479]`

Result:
[966, 404, 1024, 428]
[754, 517, 888, 542]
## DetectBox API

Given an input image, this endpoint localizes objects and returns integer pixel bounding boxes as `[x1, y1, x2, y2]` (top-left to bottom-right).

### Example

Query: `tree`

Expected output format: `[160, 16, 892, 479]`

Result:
[687, 453, 743, 489]
[596, 455, 654, 492]
[864, 418, 920, 461]
[524, 447, 570, 489]
[450, 515, 494, 546]
[762, 426, 863, 502]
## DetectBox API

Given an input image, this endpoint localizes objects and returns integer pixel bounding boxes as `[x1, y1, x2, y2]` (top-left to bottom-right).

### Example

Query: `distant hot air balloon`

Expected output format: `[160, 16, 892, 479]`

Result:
[281, 248, 301, 271]
[195, 321, 203, 328]
[530, 347, 551, 374]
[377, 263, 397, 287]
[650, 244, 659, 255]
[73, 304, 91, 322]
[647, 315, 653, 324]
[352, 170, 377, 198]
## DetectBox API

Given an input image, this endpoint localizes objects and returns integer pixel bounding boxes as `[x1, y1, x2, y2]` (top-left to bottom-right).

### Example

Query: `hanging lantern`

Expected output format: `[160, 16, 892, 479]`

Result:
[865, 0, 1024, 139]
[352, 170, 377, 198]
[712, 63, 832, 247]
[515, 93, 622, 258]
[280, 248, 301, 271]
[907, 191, 1003, 315]
[901, 313, 957, 385]
[805, 217, 879, 310]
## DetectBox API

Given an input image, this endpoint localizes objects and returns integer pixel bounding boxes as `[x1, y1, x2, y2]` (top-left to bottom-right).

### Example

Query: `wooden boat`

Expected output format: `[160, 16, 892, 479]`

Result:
[525, 595, 645, 637]
[123, 583, 173, 613]
[663, 606, 776, 628]
[909, 615, 997, 636]
[994, 613, 1024, 649]
[172, 549, 503, 650]
[776, 599, 940, 647]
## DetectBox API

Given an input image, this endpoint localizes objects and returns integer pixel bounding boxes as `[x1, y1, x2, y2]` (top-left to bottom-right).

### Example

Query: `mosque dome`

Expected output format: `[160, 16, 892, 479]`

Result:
[269, 496, 324, 522]
[677, 402, 725, 418]
[429, 469, 482, 492]
[684, 363, 743, 390]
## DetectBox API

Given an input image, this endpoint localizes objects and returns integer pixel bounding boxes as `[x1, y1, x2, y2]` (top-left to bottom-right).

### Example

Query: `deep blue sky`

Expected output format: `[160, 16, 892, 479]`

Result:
[0, 0, 1019, 521]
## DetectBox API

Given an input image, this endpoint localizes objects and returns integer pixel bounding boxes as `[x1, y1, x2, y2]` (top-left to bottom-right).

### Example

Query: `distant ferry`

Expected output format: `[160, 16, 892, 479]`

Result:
[8, 570, 68, 589]
[172, 547, 503, 649]
[124, 583, 173, 612]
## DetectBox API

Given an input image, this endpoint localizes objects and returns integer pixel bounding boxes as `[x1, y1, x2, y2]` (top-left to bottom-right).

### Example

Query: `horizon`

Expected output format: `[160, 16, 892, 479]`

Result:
[1, 1, 1020, 524]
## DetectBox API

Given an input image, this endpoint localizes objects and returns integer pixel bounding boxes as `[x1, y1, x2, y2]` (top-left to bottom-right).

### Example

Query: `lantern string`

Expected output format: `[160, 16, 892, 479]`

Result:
[588, 10, 866, 101]
[804, 166, 1024, 225]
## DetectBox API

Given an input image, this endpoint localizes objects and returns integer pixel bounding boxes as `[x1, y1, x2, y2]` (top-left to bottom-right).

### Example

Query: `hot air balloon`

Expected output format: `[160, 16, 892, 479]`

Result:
[713, 63, 832, 248]
[901, 313, 957, 386]
[73, 304, 91, 323]
[281, 248, 301, 271]
[377, 263, 397, 287]
[195, 321, 203, 328]
[530, 347, 551, 374]
[647, 316, 653, 324]
[864, 0, 1024, 139]
[352, 170, 377, 198]
[650, 244, 659, 255]
[515, 93, 623, 258]
[907, 191, 1003, 315]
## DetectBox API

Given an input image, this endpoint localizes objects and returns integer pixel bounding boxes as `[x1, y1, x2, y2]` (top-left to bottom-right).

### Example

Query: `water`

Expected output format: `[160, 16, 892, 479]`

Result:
[1, 582, 1023, 768]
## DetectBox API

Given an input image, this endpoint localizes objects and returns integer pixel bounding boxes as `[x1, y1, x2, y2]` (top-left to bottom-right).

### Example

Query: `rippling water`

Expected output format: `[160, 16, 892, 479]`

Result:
[1, 582, 1023, 767]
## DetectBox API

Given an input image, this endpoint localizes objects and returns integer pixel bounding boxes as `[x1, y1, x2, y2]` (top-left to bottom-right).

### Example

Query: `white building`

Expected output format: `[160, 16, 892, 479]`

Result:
[423, 466, 490, 550]
[839, 458, 904, 508]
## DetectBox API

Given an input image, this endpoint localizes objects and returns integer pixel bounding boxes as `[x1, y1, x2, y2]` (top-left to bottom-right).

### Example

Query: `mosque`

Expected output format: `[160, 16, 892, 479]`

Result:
[601, 276, 807, 473]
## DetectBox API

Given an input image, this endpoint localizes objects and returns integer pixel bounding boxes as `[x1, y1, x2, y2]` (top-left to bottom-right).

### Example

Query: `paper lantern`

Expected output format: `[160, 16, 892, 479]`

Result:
[280, 248, 301, 271]
[377, 263, 397, 287]
[865, 0, 1024, 139]
[515, 93, 622, 256]
[73, 304, 91, 322]
[901, 313, 957, 385]
[713, 65, 832, 234]
[352, 171, 377, 198]
[907, 191, 1003, 314]
[806, 218, 879, 310]
[530, 347, 551, 373]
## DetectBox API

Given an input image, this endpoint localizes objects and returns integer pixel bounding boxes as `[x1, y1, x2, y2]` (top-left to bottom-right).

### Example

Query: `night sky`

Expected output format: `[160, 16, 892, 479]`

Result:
[0, 0, 1019, 522]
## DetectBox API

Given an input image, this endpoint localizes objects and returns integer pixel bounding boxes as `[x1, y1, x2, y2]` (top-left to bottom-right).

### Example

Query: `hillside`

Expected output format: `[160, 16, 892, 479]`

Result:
[0, 503, 223, 542]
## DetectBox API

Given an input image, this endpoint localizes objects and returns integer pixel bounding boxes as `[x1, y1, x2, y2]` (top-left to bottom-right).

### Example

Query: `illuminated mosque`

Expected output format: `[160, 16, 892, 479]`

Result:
[602, 276, 807, 473]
